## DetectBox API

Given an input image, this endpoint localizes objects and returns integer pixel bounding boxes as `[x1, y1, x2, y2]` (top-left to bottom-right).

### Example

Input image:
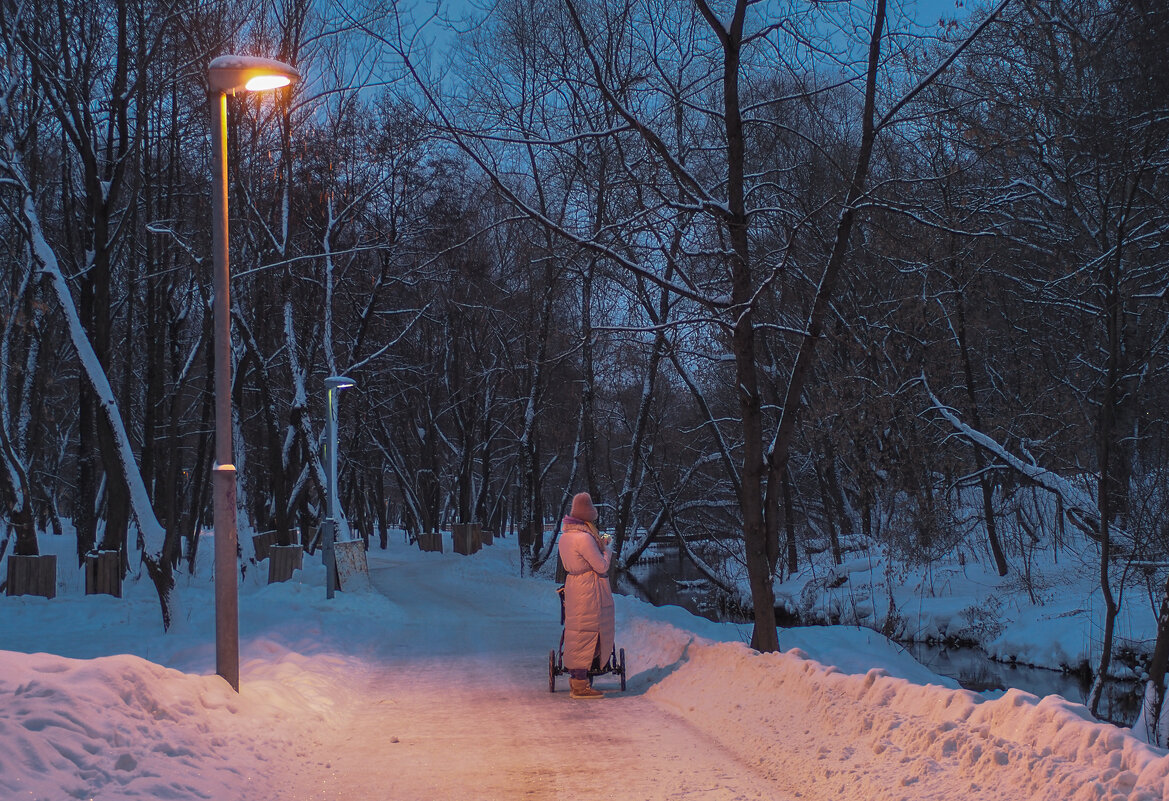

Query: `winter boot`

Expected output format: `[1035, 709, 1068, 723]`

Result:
[569, 678, 604, 699]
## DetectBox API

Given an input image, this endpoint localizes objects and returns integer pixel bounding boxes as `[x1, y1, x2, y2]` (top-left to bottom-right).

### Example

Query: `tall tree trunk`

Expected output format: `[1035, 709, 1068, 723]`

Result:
[764, 0, 888, 650]
[1089, 249, 1125, 717]
[816, 458, 843, 566]
[954, 291, 1008, 576]
[694, 0, 779, 653]
[0, 422, 36, 555]
[1141, 577, 1169, 744]
[580, 259, 599, 505]
[783, 468, 798, 578]
[375, 467, 388, 549]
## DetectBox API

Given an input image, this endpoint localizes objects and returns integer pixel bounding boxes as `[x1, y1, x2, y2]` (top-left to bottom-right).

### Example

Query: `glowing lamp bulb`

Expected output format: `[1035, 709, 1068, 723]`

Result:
[208, 56, 299, 95]
[245, 75, 292, 92]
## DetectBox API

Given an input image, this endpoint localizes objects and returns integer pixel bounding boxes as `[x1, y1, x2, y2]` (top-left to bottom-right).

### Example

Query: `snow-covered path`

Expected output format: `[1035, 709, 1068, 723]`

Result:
[274, 553, 786, 800]
[4, 535, 1168, 800]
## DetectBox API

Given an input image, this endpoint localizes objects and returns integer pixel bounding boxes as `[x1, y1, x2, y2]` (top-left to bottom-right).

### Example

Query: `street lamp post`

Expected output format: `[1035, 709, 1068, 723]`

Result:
[322, 376, 356, 599]
[207, 55, 299, 692]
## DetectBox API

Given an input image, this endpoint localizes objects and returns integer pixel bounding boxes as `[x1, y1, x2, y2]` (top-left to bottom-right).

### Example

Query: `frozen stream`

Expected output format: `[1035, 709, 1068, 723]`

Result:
[616, 543, 1143, 726]
[904, 641, 1142, 726]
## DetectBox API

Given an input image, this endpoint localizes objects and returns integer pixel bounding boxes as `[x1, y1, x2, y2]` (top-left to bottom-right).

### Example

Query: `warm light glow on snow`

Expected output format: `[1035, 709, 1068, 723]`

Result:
[2, 535, 1167, 799]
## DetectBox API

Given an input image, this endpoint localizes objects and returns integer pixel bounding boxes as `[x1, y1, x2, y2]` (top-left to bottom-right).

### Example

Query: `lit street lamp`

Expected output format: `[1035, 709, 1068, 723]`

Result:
[322, 375, 356, 599]
[208, 54, 299, 692]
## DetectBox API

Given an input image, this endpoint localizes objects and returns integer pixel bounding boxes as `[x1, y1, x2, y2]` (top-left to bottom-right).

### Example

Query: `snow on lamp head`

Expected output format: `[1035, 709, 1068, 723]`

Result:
[325, 376, 357, 392]
[208, 55, 299, 95]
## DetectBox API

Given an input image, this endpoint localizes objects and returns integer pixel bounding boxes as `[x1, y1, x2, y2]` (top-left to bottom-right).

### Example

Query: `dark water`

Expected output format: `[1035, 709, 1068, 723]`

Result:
[615, 544, 739, 621]
[616, 544, 1143, 726]
[905, 641, 1142, 727]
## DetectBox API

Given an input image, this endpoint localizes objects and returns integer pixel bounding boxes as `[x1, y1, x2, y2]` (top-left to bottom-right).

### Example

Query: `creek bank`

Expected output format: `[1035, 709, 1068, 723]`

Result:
[904, 638, 1143, 726]
[615, 553, 1144, 726]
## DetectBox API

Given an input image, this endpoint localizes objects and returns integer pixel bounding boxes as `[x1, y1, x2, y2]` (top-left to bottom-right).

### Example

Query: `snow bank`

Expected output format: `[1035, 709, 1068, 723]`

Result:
[3, 531, 1167, 800]
[645, 638, 1169, 801]
[0, 648, 355, 800]
[0, 633, 388, 801]
[776, 527, 1155, 679]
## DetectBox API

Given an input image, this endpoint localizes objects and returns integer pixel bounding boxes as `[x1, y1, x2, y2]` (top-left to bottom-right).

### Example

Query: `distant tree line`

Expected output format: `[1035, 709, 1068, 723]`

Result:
[2, 0, 1169, 737]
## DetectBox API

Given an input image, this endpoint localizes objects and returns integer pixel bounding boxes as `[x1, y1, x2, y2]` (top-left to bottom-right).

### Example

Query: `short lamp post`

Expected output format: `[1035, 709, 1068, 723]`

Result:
[322, 375, 356, 599]
[207, 55, 299, 692]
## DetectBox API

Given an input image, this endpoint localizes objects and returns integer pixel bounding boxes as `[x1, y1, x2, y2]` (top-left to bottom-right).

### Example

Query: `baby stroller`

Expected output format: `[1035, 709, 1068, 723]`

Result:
[548, 585, 627, 692]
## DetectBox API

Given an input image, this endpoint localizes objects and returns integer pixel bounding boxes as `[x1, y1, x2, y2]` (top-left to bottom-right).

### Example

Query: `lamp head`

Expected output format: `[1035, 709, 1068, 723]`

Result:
[209, 55, 299, 95]
[325, 376, 357, 392]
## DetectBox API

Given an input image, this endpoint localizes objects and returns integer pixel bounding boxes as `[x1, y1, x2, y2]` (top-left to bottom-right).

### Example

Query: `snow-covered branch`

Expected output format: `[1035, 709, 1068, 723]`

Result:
[920, 374, 1101, 539]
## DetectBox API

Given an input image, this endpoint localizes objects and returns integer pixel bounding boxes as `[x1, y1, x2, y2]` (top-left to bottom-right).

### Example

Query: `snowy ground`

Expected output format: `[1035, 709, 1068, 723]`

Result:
[771, 490, 1161, 681]
[2, 532, 1167, 800]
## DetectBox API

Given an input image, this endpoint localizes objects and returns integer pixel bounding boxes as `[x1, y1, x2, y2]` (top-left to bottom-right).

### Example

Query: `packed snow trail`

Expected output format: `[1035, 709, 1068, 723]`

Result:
[272, 551, 787, 800]
[4, 535, 1166, 800]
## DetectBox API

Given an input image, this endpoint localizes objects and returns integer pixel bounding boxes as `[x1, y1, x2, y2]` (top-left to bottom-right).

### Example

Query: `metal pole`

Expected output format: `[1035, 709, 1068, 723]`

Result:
[323, 385, 338, 599]
[327, 386, 338, 521]
[322, 517, 336, 599]
[211, 90, 239, 691]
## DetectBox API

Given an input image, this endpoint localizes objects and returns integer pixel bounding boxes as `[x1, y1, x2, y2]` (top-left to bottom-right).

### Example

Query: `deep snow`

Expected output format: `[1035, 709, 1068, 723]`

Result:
[770, 488, 1159, 684]
[2, 530, 1167, 800]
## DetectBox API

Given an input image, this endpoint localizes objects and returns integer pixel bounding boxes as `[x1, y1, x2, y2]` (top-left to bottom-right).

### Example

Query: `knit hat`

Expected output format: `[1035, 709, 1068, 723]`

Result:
[570, 492, 597, 522]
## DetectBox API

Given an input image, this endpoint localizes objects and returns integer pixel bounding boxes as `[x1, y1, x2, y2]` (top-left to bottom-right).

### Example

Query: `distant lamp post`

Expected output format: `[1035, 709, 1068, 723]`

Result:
[207, 54, 299, 693]
[322, 376, 356, 599]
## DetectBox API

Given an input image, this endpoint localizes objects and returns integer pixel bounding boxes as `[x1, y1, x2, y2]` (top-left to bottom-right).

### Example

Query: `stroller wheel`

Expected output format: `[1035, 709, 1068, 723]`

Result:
[548, 649, 557, 692]
[619, 648, 627, 691]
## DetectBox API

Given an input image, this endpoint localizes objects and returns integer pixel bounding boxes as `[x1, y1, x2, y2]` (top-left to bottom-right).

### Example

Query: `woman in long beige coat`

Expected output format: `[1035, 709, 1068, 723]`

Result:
[557, 492, 614, 699]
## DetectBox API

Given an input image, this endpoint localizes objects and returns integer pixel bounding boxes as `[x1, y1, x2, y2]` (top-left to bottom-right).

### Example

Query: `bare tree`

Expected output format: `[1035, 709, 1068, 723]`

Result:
[921, 0, 1169, 723]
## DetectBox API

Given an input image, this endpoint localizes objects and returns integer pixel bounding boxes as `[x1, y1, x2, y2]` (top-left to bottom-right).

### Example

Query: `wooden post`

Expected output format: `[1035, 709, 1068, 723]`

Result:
[252, 530, 278, 561]
[453, 524, 481, 555]
[85, 550, 122, 597]
[268, 545, 303, 583]
[334, 539, 370, 591]
[418, 531, 443, 552]
[6, 554, 56, 598]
